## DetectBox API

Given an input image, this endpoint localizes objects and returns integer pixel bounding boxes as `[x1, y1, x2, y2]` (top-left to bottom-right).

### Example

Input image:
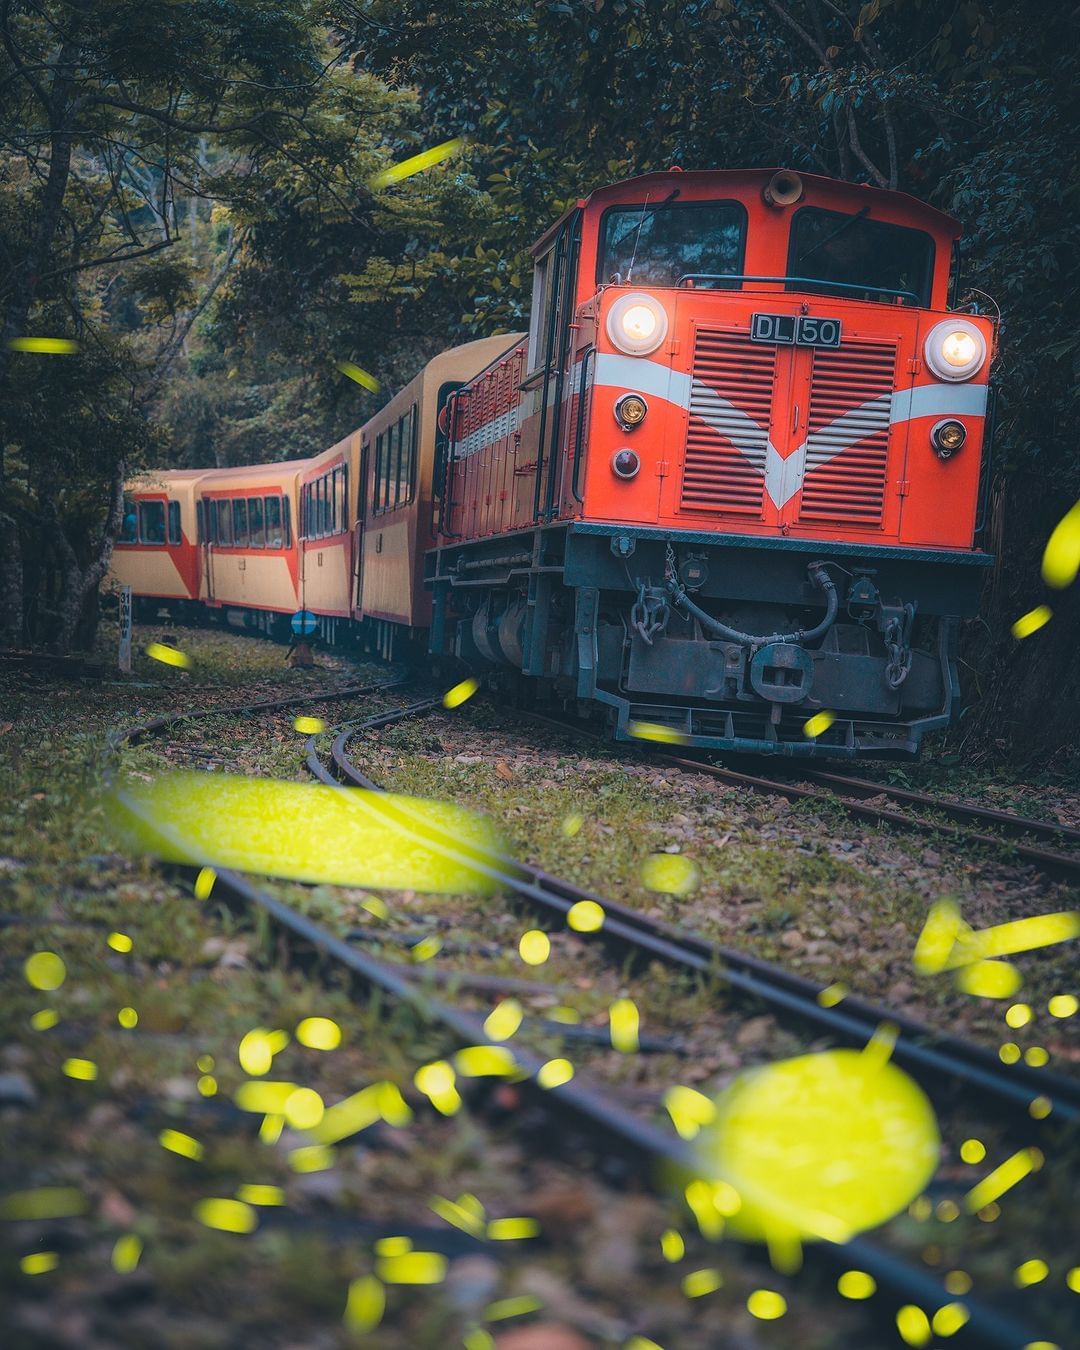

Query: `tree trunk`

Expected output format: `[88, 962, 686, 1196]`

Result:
[0, 513, 24, 647]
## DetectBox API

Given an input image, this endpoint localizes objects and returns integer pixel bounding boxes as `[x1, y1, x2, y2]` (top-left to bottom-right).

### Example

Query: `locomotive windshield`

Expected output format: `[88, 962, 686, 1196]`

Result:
[597, 201, 745, 288]
[787, 206, 934, 305]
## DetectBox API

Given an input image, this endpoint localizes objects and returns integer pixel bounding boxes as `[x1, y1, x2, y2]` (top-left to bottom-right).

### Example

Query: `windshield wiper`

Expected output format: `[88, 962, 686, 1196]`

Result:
[608, 188, 681, 280]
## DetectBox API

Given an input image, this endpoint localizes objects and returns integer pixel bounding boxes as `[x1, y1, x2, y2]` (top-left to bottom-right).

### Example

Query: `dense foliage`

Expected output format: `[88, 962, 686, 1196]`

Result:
[2, 0, 1075, 755]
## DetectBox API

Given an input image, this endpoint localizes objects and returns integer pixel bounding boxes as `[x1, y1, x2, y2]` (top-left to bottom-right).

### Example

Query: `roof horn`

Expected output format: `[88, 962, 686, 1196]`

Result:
[763, 170, 804, 208]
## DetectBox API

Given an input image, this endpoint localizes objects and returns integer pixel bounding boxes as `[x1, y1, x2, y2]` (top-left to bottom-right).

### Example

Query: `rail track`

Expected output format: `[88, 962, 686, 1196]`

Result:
[105, 677, 1078, 1350]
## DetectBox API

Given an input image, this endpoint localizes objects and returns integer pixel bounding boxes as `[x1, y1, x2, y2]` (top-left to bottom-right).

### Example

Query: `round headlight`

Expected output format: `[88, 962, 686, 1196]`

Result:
[614, 393, 648, 430]
[924, 319, 986, 382]
[606, 293, 669, 356]
[611, 448, 641, 479]
[931, 419, 966, 458]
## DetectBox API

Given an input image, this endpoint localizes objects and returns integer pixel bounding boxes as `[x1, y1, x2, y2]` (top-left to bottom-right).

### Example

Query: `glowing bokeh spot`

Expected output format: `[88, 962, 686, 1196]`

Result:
[8, 336, 78, 354]
[238, 1029, 274, 1076]
[117, 1006, 138, 1029]
[1015, 1259, 1049, 1287]
[519, 929, 551, 965]
[747, 1289, 786, 1320]
[414, 1060, 462, 1114]
[1041, 499, 1080, 588]
[641, 853, 699, 896]
[909, 1196, 932, 1221]
[487, 1217, 539, 1240]
[194, 1198, 257, 1233]
[310, 1085, 382, 1143]
[932, 1303, 970, 1337]
[62, 1058, 97, 1081]
[664, 1084, 716, 1140]
[145, 641, 191, 669]
[549, 1005, 580, 1024]
[362, 896, 388, 919]
[936, 1199, 959, 1222]
[483, 998, 523, 1041]
[817, 982, 847, 1007]
[430, 1194, 485, 1236]
[442, 676, 480, 709]
[956, 911, 1080, 964]
[567, 899, 605, 931]
[296, 1016, 341, 1050]
[694, 1048, 939, 1243]
[454, 1045, 517, 1077]
[1000, 1042, 1021, 1064]
[293, 716, 327, 735]
[0, 1188, 86, 1220]
[260, 1115, 284, 1144]
[110, 772, 502, 895]
[624, 1340, 664, 1350]
[235, 1080, 300, 1114]
[196, 1055, 214, 1072]
[536, 1058, 574, 1089]
[1024, 1046, 1049, 1067]
[107, 931, 133, 953]
[197, 1075, 217, 1096]
[374, 1233, 411, 1254]
[484, 1295, 542, 1320]
[376, 1080, 412, 1126]
[112, 1235, 142, 1273]
[913, 898, 967, 973]
[159, 1129, 203, 1161]
[24, 951, 66, 991]
[193, 867, 216, 900]
[344, 1274, 385, 1332]
[609, 997, 640, 1053]
[336, 361, 380, 393]
[283, 1087, 325, 1130]
[370, 137, 464, 189]
[375, 1251, 447, 1284]
[1028, 1095, 1052, 1120]
[1066, 1266, 1080, 1293]
[627, 719, 688, 744]
[20, 1252, 58, 1274]
[1048, 994, 1078, 1018]
[1005, 1003, 1032, 1028]
[236, 1184, 284, 1206]
[837, 1270, 876, 1300]
[959, 1139, 986, 1164]
[464, 1332, 496, 1350]
[561, 813, 584, 837]
[803, 710, 836, 739]
[288, 1144, 335, 1173]
[682, 1268, 722, 1298]
[955, 959, 1022, 998]
[978, 1202, 1001, 1222]
[944, 1270, 972, 1295]
[411, 935, 442, 963]
[31, 1009, 59, 1030]
[964, 1147, 1041, 1212]
[660, 1228, 685, 1262]
[1011, 606, 1052, 639]
[896, 1304, 932, 1347]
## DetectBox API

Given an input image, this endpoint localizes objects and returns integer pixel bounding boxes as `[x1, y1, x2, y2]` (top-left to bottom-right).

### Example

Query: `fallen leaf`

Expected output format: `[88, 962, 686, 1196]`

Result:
[495, 761, 514, 782]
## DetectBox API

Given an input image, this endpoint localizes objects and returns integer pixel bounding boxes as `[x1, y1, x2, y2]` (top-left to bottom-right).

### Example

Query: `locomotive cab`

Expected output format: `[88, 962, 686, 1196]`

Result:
[429, 167, 997, 758]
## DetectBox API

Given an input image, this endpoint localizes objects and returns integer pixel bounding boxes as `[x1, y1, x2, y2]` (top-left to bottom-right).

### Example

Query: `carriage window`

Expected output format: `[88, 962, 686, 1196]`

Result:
[282, 495, 292, 547]
[248, 497, 265, 547]
[167, 500, 182, 545]
[216, 500, 233, 546]
[787, 207, 934, 306]
[265, 496, 283, 548]
[597, 200, 746, 288]
[397, 408, 415, 506]
[374, 431, 391, 514]
[120, 495, 137, 543]
[319, 477, 330, 536]
[138, 500, 166, 544]
[334, 466, 347, 531]
[301, 484, 311, 539]
[232, 498, 248, 547]
[387, 421, 400, 510]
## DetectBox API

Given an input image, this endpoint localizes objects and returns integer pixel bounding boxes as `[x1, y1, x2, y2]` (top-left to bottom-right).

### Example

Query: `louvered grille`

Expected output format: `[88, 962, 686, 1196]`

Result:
[798, 339, 897, 526]
[682, 328, 775, 514]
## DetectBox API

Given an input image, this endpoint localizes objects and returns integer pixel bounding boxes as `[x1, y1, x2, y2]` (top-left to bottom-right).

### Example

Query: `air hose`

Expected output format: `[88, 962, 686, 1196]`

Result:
[666, 560, 838, 648]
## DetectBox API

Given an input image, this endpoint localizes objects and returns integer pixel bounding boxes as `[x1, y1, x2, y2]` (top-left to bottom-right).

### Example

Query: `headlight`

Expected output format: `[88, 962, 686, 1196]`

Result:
[924, 319, 986, 382]
[611, 449, 641, 479]
[614, 393, 648, 430]
[606, 293, 668, 356]
[931, 419, 966, 458]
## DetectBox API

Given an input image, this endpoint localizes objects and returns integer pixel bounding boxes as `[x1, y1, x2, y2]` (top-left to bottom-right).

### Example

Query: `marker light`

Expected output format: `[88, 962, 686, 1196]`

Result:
[924, 319, 986, 382]
[612, 449, 641, 479]
[614, 393, 648, 429]
[606, 293, 668, 356]
[931, 419, 966, 458]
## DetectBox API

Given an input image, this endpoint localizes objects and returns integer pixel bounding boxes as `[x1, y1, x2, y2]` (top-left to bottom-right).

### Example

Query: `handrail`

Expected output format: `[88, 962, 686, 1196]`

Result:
[677, 272, 921, 304]
[570, 346, 595, 505]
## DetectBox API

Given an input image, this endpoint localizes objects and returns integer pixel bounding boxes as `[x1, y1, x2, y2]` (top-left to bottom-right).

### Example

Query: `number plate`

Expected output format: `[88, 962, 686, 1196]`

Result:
[750, 313, 842, 348]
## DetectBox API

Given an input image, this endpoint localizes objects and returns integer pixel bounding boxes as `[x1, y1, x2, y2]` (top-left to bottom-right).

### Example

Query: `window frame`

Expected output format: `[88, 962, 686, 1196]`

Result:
[594, 198, 749, 291]
[527, 241, 561, 378]
[785, 205, 935, 307]
[137, 498, 167, 546]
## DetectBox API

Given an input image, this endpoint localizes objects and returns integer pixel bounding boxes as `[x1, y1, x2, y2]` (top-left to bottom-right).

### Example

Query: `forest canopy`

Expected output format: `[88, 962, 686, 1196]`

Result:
[1, 0, 1076, 752]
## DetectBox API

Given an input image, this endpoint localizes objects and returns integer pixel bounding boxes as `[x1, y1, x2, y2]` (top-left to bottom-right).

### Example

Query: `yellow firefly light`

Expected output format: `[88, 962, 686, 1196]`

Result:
[370, 137, 464, 189]
[7, 336, 78, 354]
[336, 361, 380, 393]
[1011, 606, 1052, 639]
[145, 641, 191, 669]
[1042, 500, 1080, 589]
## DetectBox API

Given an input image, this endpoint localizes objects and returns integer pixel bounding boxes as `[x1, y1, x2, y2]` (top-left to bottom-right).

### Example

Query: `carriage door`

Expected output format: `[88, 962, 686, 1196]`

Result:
[353, 440, 368, 614]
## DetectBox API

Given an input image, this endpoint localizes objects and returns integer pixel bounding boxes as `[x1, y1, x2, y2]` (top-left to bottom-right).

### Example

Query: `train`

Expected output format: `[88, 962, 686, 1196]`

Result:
[111, 167, 997, 759]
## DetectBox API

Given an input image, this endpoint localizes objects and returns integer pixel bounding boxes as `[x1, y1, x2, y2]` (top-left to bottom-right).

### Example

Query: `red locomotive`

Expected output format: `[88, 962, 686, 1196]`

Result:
[114, 168, 996, 760]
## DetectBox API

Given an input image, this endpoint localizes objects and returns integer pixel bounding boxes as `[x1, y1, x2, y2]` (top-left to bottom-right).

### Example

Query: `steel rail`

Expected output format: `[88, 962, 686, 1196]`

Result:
[318, 699, 1080, 1124]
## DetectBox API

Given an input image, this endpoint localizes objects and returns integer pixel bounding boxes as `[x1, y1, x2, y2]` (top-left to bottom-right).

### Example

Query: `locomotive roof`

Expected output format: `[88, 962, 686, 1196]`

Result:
[529, 166, 961, 255]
